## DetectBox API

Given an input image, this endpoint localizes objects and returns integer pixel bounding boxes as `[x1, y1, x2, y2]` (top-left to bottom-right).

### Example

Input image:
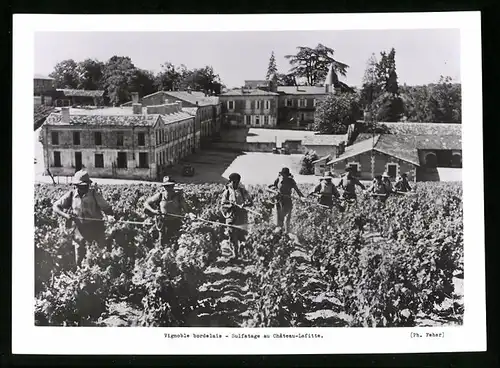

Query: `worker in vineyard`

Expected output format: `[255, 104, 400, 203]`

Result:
[367, 175, 390, 202]
[52, 170, 114, 268]
[394, 173, 412, 193]
[144, 176, 196, 247]
[337, 167, 366, 201]
[309, 171, 341, 209]
[220, 172, 253, 260]
[268, 167, 304, 233]
[382, 172, 394, 194]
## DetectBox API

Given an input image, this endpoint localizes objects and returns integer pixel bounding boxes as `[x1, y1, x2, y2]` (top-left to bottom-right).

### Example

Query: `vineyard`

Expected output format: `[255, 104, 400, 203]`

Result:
[34, 182, 464, 327]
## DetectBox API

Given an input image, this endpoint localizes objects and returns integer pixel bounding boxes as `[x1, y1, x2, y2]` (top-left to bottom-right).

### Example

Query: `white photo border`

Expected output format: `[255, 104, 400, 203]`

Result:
[13, 12, 485, 355]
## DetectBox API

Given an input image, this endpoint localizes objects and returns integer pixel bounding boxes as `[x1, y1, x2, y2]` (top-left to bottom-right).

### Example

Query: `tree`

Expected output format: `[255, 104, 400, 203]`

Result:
[428, 76, 462, 123]
[284, 43, 349, 86]
[75, 59, 104, 90]
[359, 53, 381, 110]
[275, 73, 297, 86]
[399, 78, 461, 123]
[313, 93, 362, 134]
[266, 52, 278, 81]
[360, 48, 404, 122]
[299, 151, 319, 175]
[49, 59, 79, 89]
[101, 56, 138, 105]
[130, 69, 157, 98]
[180, 65, 223, 95]
[154, 62, 186, 91]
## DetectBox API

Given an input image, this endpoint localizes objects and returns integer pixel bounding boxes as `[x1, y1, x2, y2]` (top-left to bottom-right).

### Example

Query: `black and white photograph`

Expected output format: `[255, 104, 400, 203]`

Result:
[14, 12, 485, 355]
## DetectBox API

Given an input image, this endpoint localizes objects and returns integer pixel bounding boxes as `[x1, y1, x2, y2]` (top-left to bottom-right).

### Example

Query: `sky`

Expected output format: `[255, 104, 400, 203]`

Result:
[35, 29, 460, 88]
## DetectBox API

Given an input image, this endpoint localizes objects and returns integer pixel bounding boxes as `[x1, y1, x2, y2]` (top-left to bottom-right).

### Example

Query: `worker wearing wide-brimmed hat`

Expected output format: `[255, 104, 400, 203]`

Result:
[367, 174, 391, 202]
[268, 167, 304, 233]
[394, 172, 412, 193]
[381, 171, 394, 194]
[52, 170, 114, 267]
[144, 176, 195, 247]
[337, 166, 366, 200]
[309, 171, 341, 208]
[220, 172, 253, 259]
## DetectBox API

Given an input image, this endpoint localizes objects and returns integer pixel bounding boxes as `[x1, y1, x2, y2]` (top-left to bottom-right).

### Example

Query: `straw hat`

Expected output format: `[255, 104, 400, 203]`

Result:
[161, 176, 176, 186]
[382, 172, 390, 178]
[72, 170, 92, 186]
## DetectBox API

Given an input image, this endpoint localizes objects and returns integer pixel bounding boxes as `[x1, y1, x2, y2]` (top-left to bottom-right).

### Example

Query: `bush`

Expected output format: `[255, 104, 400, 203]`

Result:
[299, 151, 319, 175]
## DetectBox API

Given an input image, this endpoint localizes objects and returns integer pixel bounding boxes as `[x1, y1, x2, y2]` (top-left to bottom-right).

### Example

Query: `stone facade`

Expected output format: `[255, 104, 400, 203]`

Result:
[278, 93, 327, 127]
[34, 76, 54, 96]
[41, 105, 195, 181]
[328, 150, 417, 182]
[219, 89, 279, 128]
[140, 91, 222, 149]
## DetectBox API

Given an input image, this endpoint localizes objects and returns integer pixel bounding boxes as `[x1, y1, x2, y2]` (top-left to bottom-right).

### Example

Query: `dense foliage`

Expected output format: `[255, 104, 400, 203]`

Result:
[299, 151, 320, 175]
[34, 182, 463, 327]
[48, 58, 224, 106]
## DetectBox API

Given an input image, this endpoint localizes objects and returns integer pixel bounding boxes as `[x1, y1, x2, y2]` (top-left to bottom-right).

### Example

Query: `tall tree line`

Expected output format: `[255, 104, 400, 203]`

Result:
[48, 57, 225, 106]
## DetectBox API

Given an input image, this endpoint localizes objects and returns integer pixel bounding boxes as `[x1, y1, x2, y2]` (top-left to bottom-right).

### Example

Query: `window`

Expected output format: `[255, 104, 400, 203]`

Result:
[313, 99, 317, 107]
[75, 152, 82, 170]
[95, 154, 104, 168]
[51, 132, 59, 145]
[387, 163, 398, 178]
[138, 132, 145, 146]
[73, 132, 80, 145]
[264, 116, 269, 125]
[425, 152, 437, 168]
[255, 116, 261, 125]
[286, 99, 293, 107]
[117, 152, 127, 168]
[94, 132, 102, 146]
[301, 113, 305, 121]
[245, 100, 251, 109]
[265, 100, 270, 109]
[299, 99, 306, 107]
[347, 163, 360, 174]
[53, 151, 61, 167]
[245, 115, 252, 125]
[228, 101, 234, 110]
[452, 153, 462, 168]
[117, 132, 124, 146]
[255, 100, 261, 109]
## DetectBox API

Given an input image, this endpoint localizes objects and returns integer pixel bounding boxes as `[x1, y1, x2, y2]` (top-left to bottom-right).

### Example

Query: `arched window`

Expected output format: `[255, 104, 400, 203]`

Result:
[425, 152, 437, 168]
[452, 153, 462, 168]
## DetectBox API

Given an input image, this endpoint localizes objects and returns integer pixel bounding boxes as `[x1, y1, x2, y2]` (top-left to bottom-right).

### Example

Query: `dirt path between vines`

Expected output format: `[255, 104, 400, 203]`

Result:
[102, 229, 463, 327]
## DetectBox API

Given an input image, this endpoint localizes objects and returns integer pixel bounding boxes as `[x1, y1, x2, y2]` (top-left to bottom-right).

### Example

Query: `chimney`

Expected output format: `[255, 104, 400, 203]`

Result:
[132, 103, 142, 115]
[131, 92, 139, 104]
[176, 100, 183, 108]
[61, 107, 70, 124]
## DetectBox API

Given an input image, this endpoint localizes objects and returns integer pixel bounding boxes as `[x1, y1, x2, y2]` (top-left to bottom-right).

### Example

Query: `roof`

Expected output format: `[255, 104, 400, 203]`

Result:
[312, 154, 331, 164]
[56, 89, 105, 97]
[161, 91, 220, 106]
[328, 134, 421, 166]
[277, 86, 327, 95]
[220, 88, 278, 97]
[182, 107, 198, 116]
[34, 105, 56, 128]
[44, 108, 193, 127]
[328, 135, 381, 165]
[375, 134, 421, 165]
[415, 134, 462, 150]
[302, 134, 346, 146]
[34, 74, 54, 80]
[140, 91, 219, 107]
[380, 122, 462, 136]
[352, 133, 376, 144]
